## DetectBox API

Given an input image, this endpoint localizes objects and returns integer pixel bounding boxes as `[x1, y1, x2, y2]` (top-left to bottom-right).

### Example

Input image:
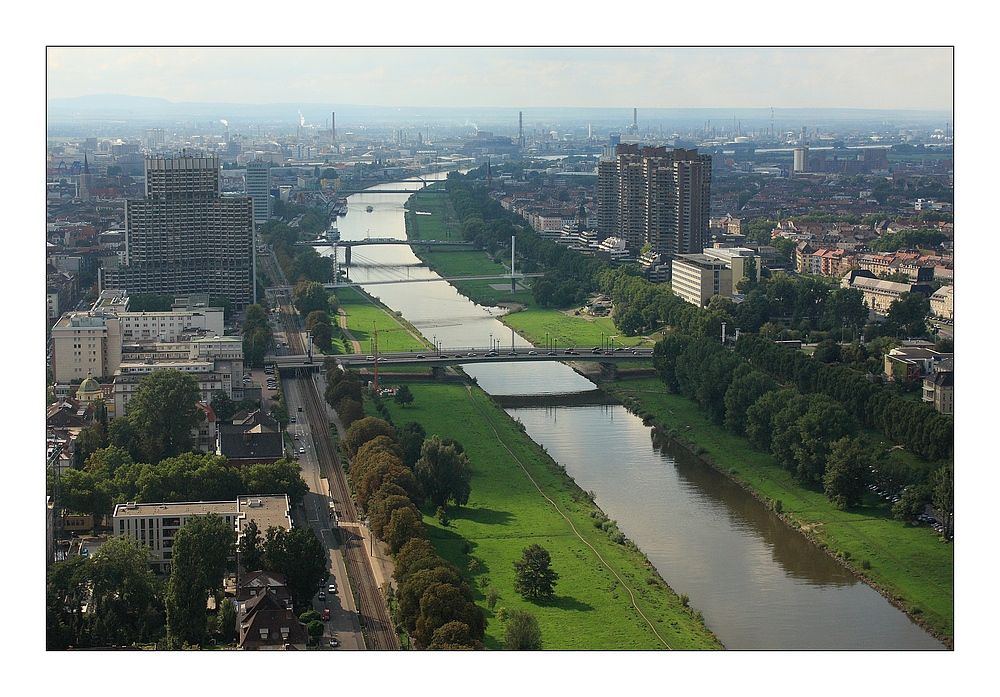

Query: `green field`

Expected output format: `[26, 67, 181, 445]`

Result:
[374, 382, 723, 650]
[503, 304, 653, 351]
[404, 190, 456, 242]
[333, 286, 429, 354]
[604, 377, 954, 645]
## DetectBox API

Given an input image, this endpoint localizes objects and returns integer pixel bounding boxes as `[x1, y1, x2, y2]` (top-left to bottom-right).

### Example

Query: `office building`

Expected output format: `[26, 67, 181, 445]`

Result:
[100, 156, 256, 309]
[246, 159, 271, 225]
[113, 495, 292, 572]
[671, 254, 733, 307]
[597, 145, 712, 267]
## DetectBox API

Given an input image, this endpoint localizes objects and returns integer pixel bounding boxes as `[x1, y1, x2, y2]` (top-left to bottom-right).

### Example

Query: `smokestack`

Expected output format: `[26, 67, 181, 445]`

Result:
[332, 111, 336, 146]
[519, 111, 523, 139]
[633, 108, 637, 127]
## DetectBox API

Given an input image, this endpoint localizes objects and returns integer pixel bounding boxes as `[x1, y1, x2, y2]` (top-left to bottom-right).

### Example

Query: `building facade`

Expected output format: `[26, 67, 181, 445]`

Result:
[671, 254, 733, 307]
[100, 156, 256, 309]
[245, 159, 271, 225]
[112, 495, 291, 573]
[597, 145, 712, 270]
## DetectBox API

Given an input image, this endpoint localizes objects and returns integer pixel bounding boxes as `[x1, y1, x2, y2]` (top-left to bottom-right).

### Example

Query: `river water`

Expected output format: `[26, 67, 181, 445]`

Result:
[319, 174, 944, 650]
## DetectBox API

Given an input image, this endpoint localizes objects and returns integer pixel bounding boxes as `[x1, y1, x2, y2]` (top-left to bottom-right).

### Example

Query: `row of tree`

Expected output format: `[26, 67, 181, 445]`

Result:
[734, 333, 953, 461]
[446, 173, 605, 308]
[339, 415, 484, 649]
[58, 448, 309, 523]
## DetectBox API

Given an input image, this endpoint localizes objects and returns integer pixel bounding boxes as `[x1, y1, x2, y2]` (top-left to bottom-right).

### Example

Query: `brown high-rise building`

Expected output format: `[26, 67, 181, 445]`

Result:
[597, 145, 712, 266]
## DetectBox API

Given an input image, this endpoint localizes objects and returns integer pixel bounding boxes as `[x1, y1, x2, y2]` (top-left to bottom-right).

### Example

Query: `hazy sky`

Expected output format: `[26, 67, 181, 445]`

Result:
[46, 47, 953, 112]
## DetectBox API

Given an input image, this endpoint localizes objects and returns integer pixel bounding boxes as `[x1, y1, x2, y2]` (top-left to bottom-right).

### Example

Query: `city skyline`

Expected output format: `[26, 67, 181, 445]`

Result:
[46, 47, 953, 113]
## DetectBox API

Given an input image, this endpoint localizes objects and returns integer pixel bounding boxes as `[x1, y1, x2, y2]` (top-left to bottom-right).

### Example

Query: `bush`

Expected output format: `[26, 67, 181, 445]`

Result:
[680, 593, 690, 607]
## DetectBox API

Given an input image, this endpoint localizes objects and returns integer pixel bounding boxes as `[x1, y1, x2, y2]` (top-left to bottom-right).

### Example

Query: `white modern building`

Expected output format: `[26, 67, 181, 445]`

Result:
[112, 495, 292, 573]
[671, 253, 733, 307]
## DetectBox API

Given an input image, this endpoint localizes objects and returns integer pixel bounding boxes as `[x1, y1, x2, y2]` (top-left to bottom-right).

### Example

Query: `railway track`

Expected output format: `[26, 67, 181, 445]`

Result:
[277, 297, 399, 650]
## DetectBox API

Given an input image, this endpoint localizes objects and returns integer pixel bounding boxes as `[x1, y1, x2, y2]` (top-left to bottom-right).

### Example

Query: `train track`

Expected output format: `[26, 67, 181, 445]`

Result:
[276, 296, 399, 650]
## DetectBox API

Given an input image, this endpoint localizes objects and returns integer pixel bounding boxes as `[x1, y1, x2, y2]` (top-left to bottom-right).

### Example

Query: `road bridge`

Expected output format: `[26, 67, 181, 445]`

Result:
[270, 347, 654, 371]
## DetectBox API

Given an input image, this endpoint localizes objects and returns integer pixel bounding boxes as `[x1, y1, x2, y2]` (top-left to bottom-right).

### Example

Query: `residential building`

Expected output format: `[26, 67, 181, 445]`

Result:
[238, 588, 308, 650]
[113, 336, 244, 415]
[597, 145, 712, 267]
[112, 495, 292, 573]
[929, 284, 954, 320]
[100, 156, 256, 310]
[883, 346, 953, 382]
[922, 360, 954, 414]
[671, 253, 733, 307]
[218, 410, 285, 467]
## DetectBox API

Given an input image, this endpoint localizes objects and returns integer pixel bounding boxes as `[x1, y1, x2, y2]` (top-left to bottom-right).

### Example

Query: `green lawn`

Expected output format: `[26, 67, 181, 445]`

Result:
[503, 304, 652, 350]
[333, 286, 429, 354]
[604, 376, 954, 645]
[377, 382, 723, 650]
[404, 190, 457, 242]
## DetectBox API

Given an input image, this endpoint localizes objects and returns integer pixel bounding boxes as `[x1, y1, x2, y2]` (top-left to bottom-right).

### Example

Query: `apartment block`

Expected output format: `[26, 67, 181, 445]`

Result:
[100, 156, 256, 310]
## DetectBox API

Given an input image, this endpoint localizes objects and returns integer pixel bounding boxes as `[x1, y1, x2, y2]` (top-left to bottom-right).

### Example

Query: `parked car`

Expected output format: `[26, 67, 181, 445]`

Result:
[321, 608, 330, 621]
[318, 590, 326, 601]
[328, 584, 338, 594]
[329, 638, 340, 648]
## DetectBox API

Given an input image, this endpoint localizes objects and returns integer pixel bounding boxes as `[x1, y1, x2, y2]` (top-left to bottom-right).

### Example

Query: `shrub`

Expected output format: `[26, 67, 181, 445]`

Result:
[679, 593, 690, 607]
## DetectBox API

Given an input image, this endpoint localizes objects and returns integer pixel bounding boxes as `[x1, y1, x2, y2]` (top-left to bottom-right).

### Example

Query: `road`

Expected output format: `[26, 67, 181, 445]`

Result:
[271, 277, 399, 650]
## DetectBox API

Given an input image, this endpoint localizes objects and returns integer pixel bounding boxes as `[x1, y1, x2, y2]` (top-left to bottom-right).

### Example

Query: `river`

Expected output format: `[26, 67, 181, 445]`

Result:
[318, 173, 944, 650]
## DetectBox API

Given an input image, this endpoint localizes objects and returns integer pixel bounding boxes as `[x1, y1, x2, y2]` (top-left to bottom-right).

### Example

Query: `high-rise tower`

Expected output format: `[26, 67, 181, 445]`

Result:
[597, 145, 712, 267]
[100, 155, 256, 309]
[246, 158, 271, 224]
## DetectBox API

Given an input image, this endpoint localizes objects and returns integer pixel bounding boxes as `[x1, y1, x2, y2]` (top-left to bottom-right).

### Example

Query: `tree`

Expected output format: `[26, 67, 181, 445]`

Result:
[415, 435, 472, 509]
[383, 505, 426, 555]
[294, 280, 330, 317]
[214, 597, 237, 644]
[932, 461, 954, 538]
[239, 519, 264, 572]
[513, 544, 559, 600]
[503, 609, 542, 650]
[126, 369, 204, 464]
[397, 421, 426, 469]
[240, 460, 309, 505]
[427, 621, 483, 650]
[341, 417, 398, 460]
[88, 536, 164, 647]
[723, 369, 777, 436]
[165, 513, 235, 648]
[210, 391, 238, 422]
[822, 437, 875, 509]
[261, 526, 329, 607]
[393, 384, 414, 407]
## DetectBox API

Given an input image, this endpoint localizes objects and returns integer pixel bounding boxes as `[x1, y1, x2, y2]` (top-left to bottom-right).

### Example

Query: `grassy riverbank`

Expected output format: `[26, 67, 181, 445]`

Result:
[371, 382, 723, 650]
[603, 376, 954, 646]
[332, 286, 429, 354]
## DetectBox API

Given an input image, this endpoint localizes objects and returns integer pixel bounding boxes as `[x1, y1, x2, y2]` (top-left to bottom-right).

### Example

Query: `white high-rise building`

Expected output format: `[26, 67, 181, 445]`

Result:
[245, 159, 271, 225]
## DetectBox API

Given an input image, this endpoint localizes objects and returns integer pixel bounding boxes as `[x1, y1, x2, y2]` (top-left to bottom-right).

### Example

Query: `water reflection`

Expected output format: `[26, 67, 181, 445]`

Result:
[651, 429, 857, 586]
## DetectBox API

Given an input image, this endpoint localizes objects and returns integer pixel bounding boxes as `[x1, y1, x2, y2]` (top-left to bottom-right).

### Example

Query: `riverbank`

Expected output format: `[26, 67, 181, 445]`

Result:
[396, 186, 952, 647]
[370, 381, 724, 650]
[602, 375, 953, 647]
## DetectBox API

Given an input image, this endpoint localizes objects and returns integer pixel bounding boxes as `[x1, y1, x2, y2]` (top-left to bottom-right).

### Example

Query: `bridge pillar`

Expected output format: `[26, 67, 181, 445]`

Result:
[344, 245, 351, 270]
[599, 362, 618, 380]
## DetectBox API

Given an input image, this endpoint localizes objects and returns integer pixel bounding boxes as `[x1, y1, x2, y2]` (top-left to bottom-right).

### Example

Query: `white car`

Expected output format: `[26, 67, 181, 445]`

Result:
[299, 447, 306, 454]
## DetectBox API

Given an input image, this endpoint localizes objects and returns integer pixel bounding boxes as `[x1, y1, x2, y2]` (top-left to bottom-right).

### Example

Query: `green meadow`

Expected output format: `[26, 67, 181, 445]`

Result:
[375, 382, 723, 650]
[332, 286, 429, 354]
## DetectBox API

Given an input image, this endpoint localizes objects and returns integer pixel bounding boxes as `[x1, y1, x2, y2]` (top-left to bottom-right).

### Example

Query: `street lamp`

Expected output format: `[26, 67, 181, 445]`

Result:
[489, 333, 493, 353]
